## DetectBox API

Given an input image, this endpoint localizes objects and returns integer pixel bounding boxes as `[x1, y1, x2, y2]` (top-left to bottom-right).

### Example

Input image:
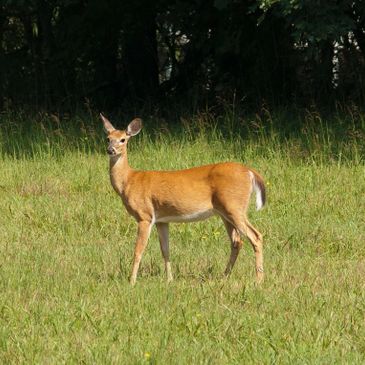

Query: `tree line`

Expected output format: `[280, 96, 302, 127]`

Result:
[1, 0, 364, 110]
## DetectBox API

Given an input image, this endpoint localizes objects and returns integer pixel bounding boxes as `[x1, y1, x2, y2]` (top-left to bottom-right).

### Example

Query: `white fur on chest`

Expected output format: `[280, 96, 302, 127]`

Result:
[155, 209, 215, 223]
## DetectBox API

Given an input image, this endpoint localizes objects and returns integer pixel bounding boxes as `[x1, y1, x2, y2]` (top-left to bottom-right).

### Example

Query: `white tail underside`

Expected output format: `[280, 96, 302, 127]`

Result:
[249, 171, 264, 211]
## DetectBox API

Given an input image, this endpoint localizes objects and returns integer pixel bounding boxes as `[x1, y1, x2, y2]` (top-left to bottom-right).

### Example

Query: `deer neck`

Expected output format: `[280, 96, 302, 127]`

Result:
[109, 153, 132, 195]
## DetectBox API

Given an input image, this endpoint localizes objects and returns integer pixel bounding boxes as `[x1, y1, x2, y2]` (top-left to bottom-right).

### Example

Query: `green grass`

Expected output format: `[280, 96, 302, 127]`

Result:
[0, 110, 365, 364]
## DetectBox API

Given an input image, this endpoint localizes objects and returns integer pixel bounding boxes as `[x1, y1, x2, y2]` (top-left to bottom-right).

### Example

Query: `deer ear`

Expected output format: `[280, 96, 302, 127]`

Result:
[100, 113, 115, 133]
[126, 118, 142, 136]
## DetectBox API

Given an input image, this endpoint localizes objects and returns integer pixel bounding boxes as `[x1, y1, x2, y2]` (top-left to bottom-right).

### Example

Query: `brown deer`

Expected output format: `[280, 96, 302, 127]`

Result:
[101, 114, 266, 285]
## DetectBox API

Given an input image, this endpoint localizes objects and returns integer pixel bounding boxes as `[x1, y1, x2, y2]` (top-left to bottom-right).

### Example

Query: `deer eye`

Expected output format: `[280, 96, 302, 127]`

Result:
[120, 138, 125, 143]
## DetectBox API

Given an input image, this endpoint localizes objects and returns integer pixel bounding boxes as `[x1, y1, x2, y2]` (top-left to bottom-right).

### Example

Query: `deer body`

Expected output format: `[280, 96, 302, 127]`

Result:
[102, 114, 266, 285]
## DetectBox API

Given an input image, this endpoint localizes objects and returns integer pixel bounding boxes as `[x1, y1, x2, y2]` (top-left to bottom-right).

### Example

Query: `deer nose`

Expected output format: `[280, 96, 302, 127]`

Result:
[107, 146, 115, 155]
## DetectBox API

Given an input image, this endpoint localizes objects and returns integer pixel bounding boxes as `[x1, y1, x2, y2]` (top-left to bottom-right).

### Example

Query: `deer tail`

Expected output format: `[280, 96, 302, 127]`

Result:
[249, 169, 266, 211]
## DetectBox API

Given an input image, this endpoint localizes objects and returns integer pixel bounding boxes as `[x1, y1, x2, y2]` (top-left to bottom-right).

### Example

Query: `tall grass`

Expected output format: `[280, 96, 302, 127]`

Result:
[0, 105, 364, 162]
[0, 107, 364, 363]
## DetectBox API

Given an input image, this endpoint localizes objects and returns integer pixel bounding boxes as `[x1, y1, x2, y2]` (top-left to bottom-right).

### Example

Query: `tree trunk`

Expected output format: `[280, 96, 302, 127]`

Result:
[122, 1, 159, 100]
[315, 41, 334, 100]
[36, 0, 56, 106]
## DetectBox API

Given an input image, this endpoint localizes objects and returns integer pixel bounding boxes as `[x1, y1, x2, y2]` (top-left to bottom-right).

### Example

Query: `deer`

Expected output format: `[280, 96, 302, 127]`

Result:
[100, 114, 266, 285]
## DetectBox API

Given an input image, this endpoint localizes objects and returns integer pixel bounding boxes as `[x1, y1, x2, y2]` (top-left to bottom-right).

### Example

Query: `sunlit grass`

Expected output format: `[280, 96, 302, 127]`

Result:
[0, 110, 364, 363]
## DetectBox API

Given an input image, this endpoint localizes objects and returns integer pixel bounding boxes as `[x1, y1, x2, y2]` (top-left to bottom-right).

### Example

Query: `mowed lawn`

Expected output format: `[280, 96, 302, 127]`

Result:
[0, 117, 364, 364]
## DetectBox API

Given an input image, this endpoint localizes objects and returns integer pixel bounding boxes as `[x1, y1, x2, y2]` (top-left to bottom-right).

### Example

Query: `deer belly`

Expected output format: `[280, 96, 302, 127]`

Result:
[155, 209, 215, 223]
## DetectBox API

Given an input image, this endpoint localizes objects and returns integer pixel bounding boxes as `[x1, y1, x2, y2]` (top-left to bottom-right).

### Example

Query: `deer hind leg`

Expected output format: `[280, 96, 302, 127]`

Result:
[130, 220, 152, 286]
[222, 218, 243, 276]
[240, 219, 264, 284]
[156, 223, 173, 282]
[218, 209, 264, 284]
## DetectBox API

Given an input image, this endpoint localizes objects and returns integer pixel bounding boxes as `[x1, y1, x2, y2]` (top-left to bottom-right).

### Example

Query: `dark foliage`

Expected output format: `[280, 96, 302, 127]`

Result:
[0, 0, 364, 111]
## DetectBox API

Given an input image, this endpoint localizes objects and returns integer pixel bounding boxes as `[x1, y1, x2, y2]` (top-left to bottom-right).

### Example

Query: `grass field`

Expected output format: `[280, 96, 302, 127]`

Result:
[0, 109, 364, 364]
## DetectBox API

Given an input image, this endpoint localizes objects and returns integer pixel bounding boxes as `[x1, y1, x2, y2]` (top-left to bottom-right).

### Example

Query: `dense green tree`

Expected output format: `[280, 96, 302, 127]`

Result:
[0, 0, 364, 109]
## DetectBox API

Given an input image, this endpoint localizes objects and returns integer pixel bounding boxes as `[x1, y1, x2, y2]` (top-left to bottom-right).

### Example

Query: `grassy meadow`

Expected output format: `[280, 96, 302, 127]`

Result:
[0, 108, 364, 364]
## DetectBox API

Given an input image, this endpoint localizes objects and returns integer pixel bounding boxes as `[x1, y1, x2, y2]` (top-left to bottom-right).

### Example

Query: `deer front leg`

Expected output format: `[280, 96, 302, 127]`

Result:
[130, 221, 152, 285]
[156, 223, 173, 282]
